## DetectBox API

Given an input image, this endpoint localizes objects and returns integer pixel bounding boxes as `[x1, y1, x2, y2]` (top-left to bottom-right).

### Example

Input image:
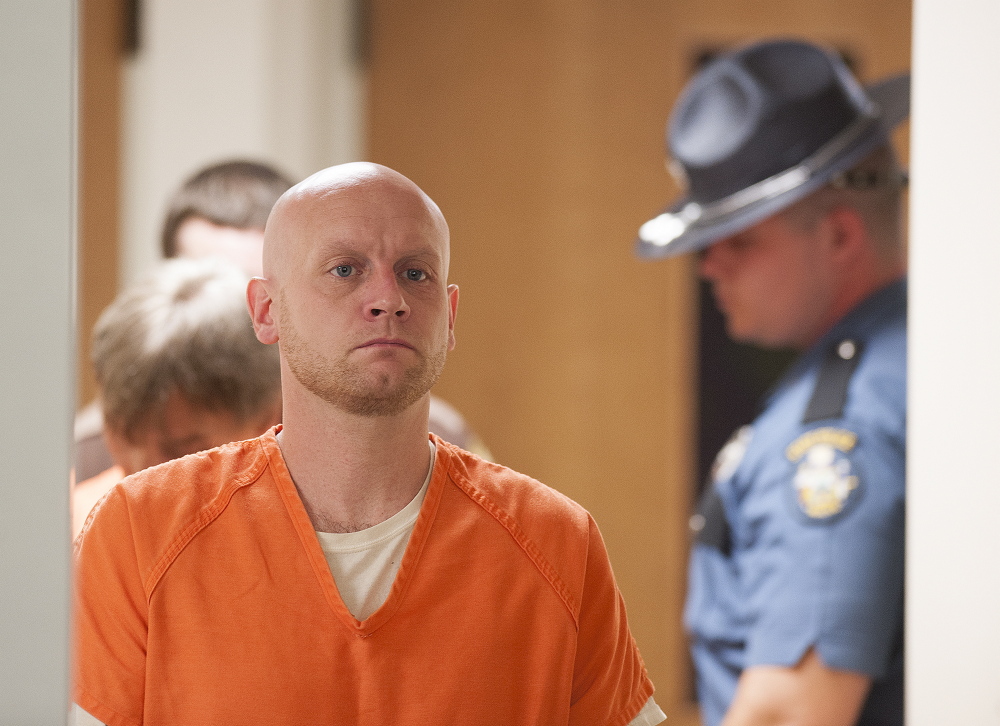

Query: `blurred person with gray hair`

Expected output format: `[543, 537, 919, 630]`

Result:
[73, 258, 282, 536]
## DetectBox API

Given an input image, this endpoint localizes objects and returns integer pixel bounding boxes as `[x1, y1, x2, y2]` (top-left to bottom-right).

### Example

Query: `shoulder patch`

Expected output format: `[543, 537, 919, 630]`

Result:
[785, 428, 860, 521]
[785, 427, 857, 461]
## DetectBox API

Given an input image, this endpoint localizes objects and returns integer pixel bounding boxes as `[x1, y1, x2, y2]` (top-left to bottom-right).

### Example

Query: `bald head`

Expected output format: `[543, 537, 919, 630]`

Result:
[262, 163, 449, 284]
[246, 162, 459, 419]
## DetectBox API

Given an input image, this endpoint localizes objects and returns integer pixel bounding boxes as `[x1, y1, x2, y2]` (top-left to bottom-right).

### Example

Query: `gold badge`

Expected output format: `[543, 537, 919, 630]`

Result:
[786, 428, 859, 520]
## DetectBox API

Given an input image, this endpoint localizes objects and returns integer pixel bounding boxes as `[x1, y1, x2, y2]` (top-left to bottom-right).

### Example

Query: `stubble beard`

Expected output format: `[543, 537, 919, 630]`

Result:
[281, 317, 447, 417]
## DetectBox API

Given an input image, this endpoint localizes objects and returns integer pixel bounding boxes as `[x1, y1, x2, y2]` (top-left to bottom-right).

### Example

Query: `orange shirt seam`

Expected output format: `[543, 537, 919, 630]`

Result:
[141, 441, 270, 598]
[444, 465, 582, 628]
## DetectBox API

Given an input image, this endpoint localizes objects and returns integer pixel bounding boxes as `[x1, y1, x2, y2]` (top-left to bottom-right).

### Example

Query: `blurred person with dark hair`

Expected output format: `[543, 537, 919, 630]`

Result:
[73, 259, 282, 537]
[161, 159, 294, 277]
[635, 40, 908, 726]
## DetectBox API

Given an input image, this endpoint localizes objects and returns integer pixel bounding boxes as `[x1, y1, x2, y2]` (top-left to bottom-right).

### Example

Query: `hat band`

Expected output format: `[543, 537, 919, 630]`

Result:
[640, 106, 881, 248]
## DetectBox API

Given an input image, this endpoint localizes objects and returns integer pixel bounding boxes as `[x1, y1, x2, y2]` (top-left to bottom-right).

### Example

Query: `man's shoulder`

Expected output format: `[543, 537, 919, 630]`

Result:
[848, 279, 908, 374]
[435, 437, 593, 574]
[434, 438, 597, 617]
[78, 437, 272, 582]
[781, 294, 906, 435]
[841, 309, 907, 432]
[436, 438, 591, 534]
[118, 436, 269, 508]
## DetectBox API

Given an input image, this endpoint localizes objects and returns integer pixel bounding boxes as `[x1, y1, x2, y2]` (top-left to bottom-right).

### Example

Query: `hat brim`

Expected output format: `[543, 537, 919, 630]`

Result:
[635, 72, 910, 260]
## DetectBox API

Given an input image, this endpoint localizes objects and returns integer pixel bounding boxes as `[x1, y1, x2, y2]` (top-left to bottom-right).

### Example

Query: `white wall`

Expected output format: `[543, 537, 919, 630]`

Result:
[0, 0, 75, 720]
[121, 0, 365, 285]
[908, 0, 1000, 721]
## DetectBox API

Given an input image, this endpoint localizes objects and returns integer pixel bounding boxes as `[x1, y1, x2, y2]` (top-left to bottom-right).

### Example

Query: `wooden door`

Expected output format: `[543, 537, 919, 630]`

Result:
[79, 0, 127, 407]
[367, 2, 910, 722]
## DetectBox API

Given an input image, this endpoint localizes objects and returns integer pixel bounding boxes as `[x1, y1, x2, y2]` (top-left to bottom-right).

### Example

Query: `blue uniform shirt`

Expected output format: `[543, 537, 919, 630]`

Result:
[686, 279, 906, 726]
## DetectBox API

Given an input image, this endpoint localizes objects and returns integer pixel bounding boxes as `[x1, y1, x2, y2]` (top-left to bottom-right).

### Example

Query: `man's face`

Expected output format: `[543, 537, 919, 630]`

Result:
[175, 216, 265, 278]
[105, 391, 278, 476]
[698, 211, 837, 350]
[260, 171, 458, 417]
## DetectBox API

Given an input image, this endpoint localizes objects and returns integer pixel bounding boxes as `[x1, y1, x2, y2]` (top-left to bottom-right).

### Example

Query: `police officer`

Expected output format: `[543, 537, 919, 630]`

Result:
[636, 40, 909, 726]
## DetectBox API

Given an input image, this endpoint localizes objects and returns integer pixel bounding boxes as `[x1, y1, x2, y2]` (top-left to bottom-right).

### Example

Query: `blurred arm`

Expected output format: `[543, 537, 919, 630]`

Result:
[722, 648, 871, 726]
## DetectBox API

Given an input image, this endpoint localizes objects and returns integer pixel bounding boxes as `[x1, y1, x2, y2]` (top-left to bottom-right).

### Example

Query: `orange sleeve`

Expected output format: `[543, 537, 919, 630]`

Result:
[569, 515, 655, 726]
[74, 487, 148, 726]
[73, 465, 124, 540]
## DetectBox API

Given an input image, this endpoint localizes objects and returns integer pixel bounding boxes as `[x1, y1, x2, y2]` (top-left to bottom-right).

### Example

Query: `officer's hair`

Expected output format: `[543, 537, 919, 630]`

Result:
[161, 159, 293, 259]
[93, 259, 281, 443]
[782, 144, 906, 260]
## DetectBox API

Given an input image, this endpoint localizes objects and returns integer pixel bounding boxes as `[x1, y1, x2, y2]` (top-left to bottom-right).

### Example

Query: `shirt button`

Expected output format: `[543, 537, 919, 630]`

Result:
[837, 339, 857, 360]
[689, 513, 706, 533]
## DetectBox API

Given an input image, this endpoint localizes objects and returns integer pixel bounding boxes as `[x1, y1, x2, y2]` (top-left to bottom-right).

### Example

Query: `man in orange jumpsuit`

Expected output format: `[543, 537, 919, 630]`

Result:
[73, 163, 665, 725]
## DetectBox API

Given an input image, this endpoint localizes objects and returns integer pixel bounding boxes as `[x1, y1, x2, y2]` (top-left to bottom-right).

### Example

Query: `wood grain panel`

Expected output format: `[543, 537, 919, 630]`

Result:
[368, 2, 909, 723]
[79, 0, 125, 406]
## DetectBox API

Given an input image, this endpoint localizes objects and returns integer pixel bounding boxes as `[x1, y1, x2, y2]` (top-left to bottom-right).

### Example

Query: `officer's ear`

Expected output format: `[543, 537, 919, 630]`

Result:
[825, 205, 869, 264]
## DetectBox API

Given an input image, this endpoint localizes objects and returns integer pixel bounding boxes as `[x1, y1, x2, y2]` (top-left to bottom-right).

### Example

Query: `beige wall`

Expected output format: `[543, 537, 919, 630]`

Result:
[78, 0, 365, 403]
[79, 0, 125, 406]
[119, 0, 365, 287]
[367, 3, 910, 722]
[86, 3, 1000, 724]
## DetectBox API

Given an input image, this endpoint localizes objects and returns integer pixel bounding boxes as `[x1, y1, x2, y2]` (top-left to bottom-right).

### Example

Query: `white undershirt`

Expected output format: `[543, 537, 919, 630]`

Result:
[314, 442, 434, 620]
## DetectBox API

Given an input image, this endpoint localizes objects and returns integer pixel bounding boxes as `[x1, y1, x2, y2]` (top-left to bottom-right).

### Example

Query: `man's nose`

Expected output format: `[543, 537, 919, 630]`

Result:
[365, 272, 410, 320]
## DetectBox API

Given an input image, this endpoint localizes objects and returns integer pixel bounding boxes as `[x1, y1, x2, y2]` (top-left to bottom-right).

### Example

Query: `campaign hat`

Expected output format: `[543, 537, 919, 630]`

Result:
[635, 39, 909, 259]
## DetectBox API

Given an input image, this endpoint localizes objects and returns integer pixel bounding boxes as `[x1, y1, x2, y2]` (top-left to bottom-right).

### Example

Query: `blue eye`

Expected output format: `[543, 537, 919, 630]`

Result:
[404, 269, 426, 281]
[333, 265, 354, 278]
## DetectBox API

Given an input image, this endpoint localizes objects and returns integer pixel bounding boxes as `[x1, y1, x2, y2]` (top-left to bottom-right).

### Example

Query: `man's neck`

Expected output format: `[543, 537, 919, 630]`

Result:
[803, 261, 906, 350]
[277, 392, 433, 533]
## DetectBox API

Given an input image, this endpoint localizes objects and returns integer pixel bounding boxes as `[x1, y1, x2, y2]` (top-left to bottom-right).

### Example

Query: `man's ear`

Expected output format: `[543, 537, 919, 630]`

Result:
[446, 284, 459, 351]
[247, 278, 279, 345]
[825, 205, 869, 264]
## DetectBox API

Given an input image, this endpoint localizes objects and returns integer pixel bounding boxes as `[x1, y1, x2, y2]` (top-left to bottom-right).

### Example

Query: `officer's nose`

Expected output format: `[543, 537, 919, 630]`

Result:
[698, 240, 729, 281]
[698, 246, 719, 280]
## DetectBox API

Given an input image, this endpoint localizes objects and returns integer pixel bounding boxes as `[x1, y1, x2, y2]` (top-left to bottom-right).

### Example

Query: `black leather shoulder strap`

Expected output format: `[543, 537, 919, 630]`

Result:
[693, 485, 731, 556]
[802, 338, 864, 424]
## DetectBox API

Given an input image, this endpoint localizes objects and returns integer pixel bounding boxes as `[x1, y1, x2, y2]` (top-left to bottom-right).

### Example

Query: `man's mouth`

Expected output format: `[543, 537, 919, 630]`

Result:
[356, 338, 415, 351]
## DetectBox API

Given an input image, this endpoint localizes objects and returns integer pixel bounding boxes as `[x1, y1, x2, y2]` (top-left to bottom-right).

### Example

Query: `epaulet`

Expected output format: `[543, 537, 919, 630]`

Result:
[802, 337, 864, 424]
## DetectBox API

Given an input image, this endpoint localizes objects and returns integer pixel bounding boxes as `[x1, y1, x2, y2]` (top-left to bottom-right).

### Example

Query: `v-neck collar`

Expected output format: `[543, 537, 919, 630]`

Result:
[259, 427, 449, 636]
